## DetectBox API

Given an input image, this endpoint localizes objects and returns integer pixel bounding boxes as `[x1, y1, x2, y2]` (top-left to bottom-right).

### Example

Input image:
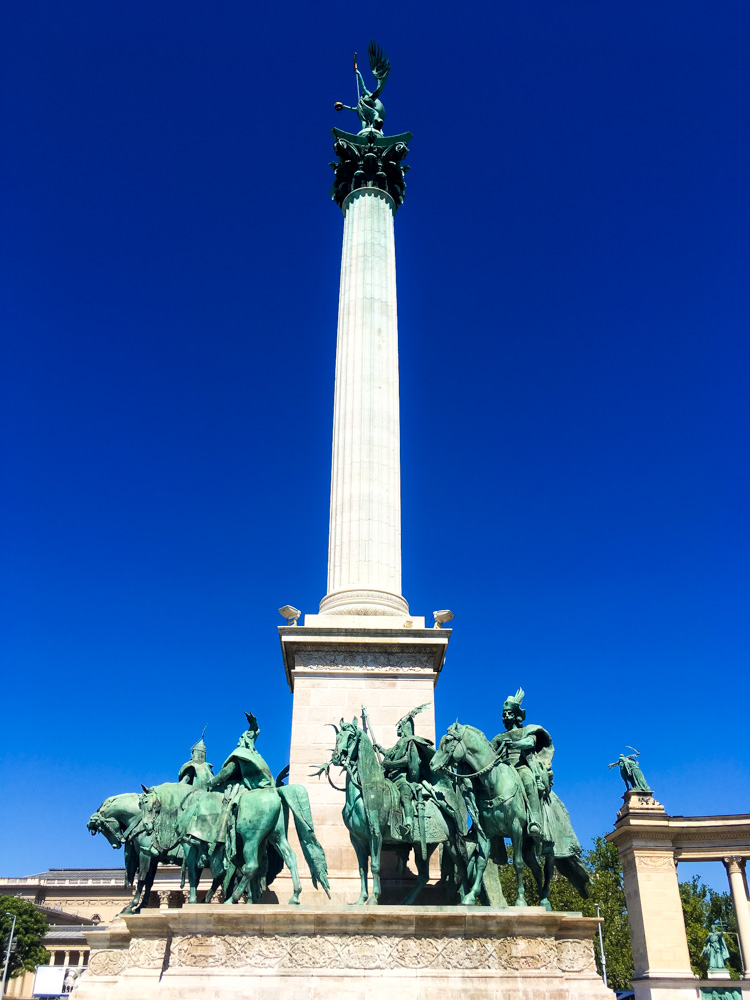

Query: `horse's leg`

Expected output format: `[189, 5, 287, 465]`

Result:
[510, 817, 527, 906]
[203, 846, 225, 903]
[227, 824, 265, 904]
[461, 828, 488, 905]
[521, 837, 550, 910]
[541, 847, 554, 911]
[131, 854, 157, 914]
[351, 832, 370, 905]
[183, 842, 202, 904]
[401, 844, 434, 905]
[271, 814, 302, 905]
[366, 811, 382, 905]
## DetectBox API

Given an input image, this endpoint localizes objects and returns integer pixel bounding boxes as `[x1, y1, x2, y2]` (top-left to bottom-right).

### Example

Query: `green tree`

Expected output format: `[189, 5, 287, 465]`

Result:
[0, 897, 49, 980]
[679, 876, 741, 979]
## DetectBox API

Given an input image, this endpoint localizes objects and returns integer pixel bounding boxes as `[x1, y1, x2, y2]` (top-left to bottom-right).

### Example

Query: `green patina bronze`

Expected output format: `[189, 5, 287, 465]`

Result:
[431, 688, 591, 908]
[609, 746, 652, 792]
[88, 714, 330, 911]
[178, 727, 214, 788]
[330, 42, 411, 209]
[314, 706, 470, 905]
[703, 921, 731, 974]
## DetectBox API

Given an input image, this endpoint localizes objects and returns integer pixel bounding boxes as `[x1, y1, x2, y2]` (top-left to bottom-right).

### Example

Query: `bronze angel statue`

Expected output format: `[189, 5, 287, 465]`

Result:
[335, 41, 391, 133]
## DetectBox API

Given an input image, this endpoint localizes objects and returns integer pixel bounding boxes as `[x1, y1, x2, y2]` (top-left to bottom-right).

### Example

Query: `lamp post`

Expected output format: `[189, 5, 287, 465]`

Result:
[1, 911, 17, 999]
[595, 903, 608, 988]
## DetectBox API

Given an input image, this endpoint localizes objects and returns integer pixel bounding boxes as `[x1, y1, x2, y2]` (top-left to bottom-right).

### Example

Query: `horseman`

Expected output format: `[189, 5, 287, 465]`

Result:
[490, 688, 551, 843]
[207, 712, 274, 792]
[374, 704, 434, 838]
[178, 729, 214, 789]
[204, 712, 276, 869]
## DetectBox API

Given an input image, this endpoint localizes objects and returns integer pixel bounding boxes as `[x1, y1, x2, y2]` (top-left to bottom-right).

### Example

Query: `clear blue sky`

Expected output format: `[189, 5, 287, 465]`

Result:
[1, 1, 748, 894]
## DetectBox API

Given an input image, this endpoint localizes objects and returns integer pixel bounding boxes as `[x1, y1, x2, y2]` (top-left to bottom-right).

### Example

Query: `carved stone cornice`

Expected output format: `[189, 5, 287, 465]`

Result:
[279, 625, 450, 690]
[329, 128, 412, 210]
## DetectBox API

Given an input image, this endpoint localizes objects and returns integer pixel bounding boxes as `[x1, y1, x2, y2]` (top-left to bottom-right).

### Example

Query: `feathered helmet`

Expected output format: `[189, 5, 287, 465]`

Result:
[191, 726, 207, 759]
[502, 687, 526, 722]
[397, 703, 430, 735]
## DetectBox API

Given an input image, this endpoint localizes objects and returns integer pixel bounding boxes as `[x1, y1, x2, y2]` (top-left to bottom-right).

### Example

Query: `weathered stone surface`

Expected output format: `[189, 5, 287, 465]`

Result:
[76, 906, 616, 1000]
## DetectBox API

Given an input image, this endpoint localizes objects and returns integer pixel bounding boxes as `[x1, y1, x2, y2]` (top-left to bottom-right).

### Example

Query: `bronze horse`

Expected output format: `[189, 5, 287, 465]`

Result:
[318, 718, 469, 905]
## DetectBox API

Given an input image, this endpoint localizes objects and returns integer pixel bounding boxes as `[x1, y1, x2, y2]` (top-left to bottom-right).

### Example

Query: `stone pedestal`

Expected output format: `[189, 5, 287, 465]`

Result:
[609, 791, 697, 1000]
[76, 905, 616, 1000]
[278, 622, 449, 904]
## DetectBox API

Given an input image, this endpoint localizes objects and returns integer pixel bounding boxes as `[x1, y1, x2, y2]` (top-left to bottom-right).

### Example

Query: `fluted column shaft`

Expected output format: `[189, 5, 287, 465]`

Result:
[724, 858, 750, 976]
[320, 187, 408, 617]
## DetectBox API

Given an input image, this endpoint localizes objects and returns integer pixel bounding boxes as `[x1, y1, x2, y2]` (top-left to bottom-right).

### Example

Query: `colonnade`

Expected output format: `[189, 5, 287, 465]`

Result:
[608, 791, 750, 1000]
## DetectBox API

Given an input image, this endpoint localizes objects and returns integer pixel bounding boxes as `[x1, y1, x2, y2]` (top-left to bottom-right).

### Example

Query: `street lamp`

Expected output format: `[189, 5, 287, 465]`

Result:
[594, 904, 607, 988]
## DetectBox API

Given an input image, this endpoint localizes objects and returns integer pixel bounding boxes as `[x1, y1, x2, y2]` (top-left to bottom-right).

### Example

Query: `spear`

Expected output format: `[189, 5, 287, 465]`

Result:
[361, 705, 382, 759]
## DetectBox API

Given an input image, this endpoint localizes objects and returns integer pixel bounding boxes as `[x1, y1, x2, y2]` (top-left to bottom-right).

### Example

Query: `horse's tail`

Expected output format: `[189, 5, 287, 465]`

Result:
[278, 785, 331, 898]
[554, 855, 591, 898]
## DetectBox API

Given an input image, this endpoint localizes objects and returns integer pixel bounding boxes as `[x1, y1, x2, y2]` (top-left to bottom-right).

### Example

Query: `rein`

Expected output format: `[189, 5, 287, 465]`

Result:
[438, 739, 507, 780]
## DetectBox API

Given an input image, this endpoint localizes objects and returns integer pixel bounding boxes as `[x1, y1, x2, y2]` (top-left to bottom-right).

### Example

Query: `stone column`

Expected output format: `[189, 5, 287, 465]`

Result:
[724, 857, 750, 976]
[319, 186, 408, 618]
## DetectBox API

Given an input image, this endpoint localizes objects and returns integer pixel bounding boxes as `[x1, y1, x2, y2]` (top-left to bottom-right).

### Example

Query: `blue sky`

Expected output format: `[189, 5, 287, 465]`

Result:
[1, 1, 748, 894]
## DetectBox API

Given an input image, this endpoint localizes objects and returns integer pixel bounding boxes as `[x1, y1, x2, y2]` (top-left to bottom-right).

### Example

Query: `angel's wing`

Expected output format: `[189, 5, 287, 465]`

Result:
[368, 40, 391, 98]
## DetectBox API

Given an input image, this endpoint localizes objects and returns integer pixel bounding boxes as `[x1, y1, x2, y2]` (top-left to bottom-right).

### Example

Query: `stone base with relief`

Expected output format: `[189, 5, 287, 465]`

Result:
[75, 905, 615, 1000]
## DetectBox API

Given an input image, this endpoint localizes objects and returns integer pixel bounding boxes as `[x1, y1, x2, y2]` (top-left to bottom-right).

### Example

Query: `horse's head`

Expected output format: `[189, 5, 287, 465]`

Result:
[138, 784, 160, 834]
[432, 723, 468, 773]
[330, 717, 360, 768]
[88, 802, 125, 849]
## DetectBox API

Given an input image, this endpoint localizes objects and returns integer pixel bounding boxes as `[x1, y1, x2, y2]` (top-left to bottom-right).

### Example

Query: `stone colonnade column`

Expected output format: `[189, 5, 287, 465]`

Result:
[320, 186, 408, 618]
[724, 857, 750, 976]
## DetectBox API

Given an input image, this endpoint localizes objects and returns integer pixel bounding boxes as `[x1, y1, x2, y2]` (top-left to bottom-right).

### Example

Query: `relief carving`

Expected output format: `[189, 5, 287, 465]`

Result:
[341, 935, 394, 969]
[634, 853, 676, 872]
[128, 937, 168, 969]
[296, 652, 433, 672]
[167, 932, 569, 973]
[87, 949, 128, 976]
[510, 936, 558, 970]
[556, 938, 596, 973]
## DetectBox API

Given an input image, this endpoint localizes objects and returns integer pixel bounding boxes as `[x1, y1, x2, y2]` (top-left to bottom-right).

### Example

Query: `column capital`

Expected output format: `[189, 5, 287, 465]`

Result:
[329, 128, 412, 210]
[723, 856, 747, 875]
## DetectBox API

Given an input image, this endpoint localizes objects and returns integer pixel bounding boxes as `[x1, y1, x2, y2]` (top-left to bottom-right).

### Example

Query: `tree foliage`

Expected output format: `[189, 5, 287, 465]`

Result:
[0, 896, 49, 979]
